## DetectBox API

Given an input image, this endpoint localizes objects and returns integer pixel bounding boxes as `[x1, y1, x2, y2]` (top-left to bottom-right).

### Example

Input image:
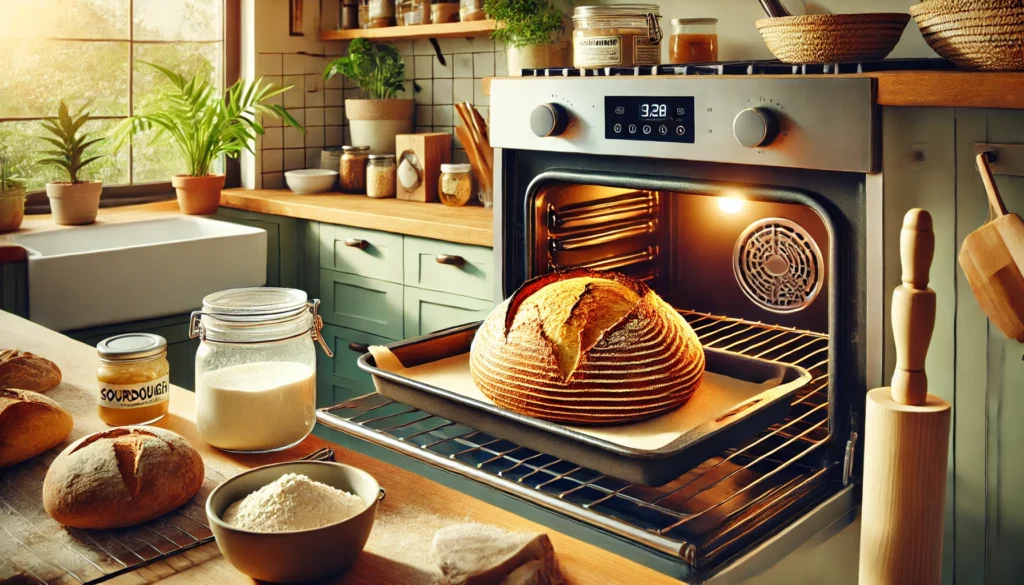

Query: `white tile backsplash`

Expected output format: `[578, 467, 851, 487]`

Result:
[258, 35, 501, 187]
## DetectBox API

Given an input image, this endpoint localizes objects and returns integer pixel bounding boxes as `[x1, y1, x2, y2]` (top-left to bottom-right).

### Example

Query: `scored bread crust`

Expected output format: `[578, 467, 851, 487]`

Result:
[470, 269, 705, 425]
[43, 426, 204, 529]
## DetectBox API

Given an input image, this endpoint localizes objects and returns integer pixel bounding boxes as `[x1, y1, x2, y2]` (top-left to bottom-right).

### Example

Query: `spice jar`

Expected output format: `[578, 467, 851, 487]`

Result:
[362, 0, 395, 28]
[398, 0, 429, 25]
[97, 334, 171, 426]
[431, 1, 460, 23]
[460, 0, 486, 21]
[340, 145, 370, 193]
[670, 18, 718, 64]
[572, 5, 663, 69]
[366, 154, 397, 198]
[341, 0, 359, 29]
[438, 163, 473, 207]
[190, 288, 333, 453]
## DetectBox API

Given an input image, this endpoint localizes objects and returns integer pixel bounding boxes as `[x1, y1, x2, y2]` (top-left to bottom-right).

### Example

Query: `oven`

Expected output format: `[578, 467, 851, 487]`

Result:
[319, 74, 885, 582]
[487, 76, 883, 579]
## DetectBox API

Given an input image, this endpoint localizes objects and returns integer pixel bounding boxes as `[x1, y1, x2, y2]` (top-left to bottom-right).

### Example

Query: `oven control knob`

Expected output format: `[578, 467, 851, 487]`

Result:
[531, 103, 569, 137]
[733, 107, 779, 148]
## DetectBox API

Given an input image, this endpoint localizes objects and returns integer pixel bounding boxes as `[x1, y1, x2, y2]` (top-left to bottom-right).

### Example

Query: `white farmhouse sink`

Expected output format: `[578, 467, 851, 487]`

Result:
[11, 216, 267, 332]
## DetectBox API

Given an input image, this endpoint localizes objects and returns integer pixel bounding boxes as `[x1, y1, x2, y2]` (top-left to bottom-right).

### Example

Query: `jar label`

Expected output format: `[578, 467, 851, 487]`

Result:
[98, 375, 170, 409]
[634, 36, 661, 65]
[575, 35, 622, 67]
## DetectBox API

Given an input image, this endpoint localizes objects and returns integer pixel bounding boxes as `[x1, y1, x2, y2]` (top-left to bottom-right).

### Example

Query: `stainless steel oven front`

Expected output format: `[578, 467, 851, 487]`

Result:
[488, 76, 884, 581]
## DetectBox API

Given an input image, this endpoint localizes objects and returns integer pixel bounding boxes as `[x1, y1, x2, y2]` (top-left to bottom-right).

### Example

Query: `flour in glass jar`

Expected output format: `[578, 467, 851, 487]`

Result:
[196, 361, 316, 452]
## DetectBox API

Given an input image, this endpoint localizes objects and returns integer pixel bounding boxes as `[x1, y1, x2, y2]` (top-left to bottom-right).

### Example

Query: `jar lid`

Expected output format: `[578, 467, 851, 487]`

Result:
[201, 287, 308, 320]
[98, 333, 167, 360]
[342, 145, 371, 152]
[671, 18, 718, 25]
[441, 163, 472, 173]
[573, 4, 661, 19]
[369, 154, 396, 160]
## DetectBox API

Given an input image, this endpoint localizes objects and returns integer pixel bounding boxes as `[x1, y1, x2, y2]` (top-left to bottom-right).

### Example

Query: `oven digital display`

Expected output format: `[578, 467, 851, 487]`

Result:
[605, 96, 695, 143]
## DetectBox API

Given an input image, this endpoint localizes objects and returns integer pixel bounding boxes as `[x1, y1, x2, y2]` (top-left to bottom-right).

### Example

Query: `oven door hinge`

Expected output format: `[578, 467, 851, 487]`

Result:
[842, 431, 858, 486]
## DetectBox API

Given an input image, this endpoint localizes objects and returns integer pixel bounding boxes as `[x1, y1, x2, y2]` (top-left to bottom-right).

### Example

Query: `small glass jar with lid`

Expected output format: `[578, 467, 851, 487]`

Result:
[190, 288, 333, 453]
[460, 0, 486, 21]
[572, 4, 663, 69]
[438, 163, 474, 207]
[340, 145, 370, 193]
[669, 18, 718, 64]
[362, 0, 395, 28]
[340, 0, 359, 29]
[366, 154, 397, 198]
[97, 333, 171, 426]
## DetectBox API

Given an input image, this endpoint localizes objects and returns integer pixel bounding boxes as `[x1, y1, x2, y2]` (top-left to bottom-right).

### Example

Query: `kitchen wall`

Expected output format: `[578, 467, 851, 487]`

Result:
[241, 0, 504, 190]
[581, 0, 937, 62]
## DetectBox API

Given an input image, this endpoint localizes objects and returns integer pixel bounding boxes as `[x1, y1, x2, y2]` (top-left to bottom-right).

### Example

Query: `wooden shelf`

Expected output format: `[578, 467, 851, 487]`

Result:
[481, 71, 1024, 109]
[321, 20, 497, 41]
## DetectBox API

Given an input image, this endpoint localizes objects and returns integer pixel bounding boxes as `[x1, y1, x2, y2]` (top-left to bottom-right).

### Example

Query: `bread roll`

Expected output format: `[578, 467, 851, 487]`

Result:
[0, 349, 62, 392]
[43, 426, 204, 529]
[0, 388, 73, 467]
[470, 269, 705, 425]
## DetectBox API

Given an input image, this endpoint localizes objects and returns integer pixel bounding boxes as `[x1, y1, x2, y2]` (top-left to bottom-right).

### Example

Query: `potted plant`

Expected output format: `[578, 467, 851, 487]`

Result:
[0, 151, 26, 233]
[324, 39, 414, 154]
[485, 0, 568, 75]
[37, 101, 106, 225]
[119, 62, 302, 215]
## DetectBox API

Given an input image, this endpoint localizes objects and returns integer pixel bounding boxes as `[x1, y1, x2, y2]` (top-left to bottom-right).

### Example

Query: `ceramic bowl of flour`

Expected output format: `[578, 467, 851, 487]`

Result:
[206, 460, 384, 582]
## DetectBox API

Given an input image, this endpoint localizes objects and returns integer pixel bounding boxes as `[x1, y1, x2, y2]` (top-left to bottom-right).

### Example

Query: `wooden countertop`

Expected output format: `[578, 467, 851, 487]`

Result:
[220, 188, 494, 247]
[0, 311, 682, 585]
[483, 71, 1024, 109]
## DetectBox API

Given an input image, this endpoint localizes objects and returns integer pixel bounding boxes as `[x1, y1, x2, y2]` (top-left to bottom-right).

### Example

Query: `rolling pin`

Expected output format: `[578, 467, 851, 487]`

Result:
[858, 209, 951, 585]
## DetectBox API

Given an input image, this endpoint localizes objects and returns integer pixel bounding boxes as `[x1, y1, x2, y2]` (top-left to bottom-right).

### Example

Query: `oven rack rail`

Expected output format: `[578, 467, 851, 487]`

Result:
[316, 310, 834, 567]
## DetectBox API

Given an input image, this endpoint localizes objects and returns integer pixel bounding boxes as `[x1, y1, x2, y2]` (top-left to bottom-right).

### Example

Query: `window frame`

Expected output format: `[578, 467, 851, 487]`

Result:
[11, 0, 242, 212]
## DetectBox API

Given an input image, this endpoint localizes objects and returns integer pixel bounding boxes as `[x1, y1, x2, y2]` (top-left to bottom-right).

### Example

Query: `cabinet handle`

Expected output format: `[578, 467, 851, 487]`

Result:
[344, 238, 369, 250]
[348, 342, 370, 353]
[435, 254, 465, 266]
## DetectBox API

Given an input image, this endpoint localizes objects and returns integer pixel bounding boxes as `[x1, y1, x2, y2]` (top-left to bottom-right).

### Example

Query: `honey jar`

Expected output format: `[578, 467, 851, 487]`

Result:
[97, 333, 170, 426]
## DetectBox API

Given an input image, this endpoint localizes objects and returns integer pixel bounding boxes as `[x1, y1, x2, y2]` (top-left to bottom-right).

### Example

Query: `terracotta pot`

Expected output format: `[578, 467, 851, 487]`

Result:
[172, 174, 225, 215]
[506, 42, 570, 76]
[344, 99, 415, 155]
[0, 187, 26, 233]
[46, 181, 102, 225]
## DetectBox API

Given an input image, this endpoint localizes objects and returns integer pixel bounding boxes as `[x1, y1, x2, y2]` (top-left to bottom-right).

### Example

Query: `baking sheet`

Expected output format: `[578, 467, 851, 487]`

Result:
[371, 348, 779, 452]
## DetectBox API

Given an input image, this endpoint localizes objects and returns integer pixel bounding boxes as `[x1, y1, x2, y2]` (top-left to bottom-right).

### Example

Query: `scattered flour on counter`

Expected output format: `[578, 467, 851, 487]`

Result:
[223, 473, 366, 532]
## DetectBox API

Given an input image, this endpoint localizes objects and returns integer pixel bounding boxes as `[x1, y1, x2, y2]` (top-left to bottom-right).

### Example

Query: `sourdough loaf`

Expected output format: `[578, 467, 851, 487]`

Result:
[0, 349, 62, 392]
[43, 426, 204, 528]
[0, 388, 73, 467]
[469, 269, 704, 425]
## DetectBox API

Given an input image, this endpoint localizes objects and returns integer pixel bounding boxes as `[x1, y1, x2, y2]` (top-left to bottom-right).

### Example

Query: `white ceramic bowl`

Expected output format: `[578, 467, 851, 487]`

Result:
[285, 169, 338, 194]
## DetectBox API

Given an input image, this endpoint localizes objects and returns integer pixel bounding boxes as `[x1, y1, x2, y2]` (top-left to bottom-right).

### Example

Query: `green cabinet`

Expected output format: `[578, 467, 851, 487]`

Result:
[215, 207, 301, 289]
[403, 236, 494, 301]
[318, 269, 405, 339]
[317, 325, 394, 407]
[404, 287, 493, 337]
[0, 261, 28, 318]
[320, 224, 404, 284]
[67, 314, 198, 390]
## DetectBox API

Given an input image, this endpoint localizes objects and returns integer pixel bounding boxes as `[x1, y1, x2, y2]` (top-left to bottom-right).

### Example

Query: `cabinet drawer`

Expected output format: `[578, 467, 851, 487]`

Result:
[319, 269, 404, 339]
[317, 325, 392, 407]
[320, 224, 403, 283]
[403, 236, 493, 300]
[404, 288, 494, 338]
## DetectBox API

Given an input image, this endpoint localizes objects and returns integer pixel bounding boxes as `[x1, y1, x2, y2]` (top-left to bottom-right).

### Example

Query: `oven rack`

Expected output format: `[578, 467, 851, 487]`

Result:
[317, 311, 835, 572]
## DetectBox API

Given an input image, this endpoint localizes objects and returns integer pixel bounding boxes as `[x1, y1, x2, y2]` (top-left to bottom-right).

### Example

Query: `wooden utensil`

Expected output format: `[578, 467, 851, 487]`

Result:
[859, 209, 951, 585]
[958, 151, 1024, 342]
[454, 124, 491, 196]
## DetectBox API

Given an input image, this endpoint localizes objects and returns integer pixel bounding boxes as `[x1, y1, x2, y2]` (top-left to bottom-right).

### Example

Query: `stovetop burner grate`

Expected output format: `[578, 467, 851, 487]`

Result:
[521, 57, 953, 77]
[317, 310, 835, 574]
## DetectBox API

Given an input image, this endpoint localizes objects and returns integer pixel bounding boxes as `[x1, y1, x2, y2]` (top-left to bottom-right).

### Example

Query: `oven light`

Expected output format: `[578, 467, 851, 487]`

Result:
[718, 195, 745, 214]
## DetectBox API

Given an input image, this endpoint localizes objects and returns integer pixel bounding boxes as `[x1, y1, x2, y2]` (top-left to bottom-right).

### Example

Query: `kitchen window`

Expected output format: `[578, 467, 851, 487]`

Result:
[0, 0, 239, 199]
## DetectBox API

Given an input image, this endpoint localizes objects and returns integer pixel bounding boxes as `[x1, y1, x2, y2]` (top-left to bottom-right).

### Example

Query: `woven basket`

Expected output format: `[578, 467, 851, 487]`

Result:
[910, 1, 1024, 70]
[756, 13, 911, 64]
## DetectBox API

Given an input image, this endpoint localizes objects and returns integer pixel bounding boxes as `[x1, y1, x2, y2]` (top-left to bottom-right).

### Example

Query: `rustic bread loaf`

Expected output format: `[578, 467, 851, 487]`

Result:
[0, 349, 62, 392]
[43, 426, 204, 529]
[469, 269, 705, 425]
[0, 388, 74, 467]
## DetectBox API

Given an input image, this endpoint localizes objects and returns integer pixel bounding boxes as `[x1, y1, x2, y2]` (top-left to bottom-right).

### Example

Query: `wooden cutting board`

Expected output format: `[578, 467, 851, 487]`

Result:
[958, 152, 1024, 342]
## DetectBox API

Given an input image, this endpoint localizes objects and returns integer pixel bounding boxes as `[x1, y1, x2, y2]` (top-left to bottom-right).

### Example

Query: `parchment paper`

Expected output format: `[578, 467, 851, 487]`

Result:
[369, 347, 780, 452]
